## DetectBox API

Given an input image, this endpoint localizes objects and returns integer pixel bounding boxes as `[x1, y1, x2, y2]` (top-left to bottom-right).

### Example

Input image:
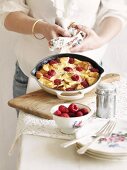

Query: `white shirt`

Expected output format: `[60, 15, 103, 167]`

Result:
[0, 0, 127, 76]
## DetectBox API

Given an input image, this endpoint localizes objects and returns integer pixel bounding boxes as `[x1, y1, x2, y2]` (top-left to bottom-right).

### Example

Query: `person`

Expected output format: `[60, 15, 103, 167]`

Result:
[0, 0, 127, 98]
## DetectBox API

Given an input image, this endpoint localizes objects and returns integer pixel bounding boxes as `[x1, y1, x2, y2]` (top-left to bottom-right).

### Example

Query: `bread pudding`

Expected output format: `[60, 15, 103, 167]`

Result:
[35, 57, 100, 91]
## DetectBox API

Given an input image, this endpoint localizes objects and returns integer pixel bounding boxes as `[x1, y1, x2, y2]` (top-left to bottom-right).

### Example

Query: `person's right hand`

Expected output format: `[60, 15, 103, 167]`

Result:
[37, 21, 71, 41]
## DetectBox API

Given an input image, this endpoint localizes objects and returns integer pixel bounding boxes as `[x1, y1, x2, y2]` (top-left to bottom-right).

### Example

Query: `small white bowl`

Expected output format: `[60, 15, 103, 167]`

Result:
[50, 103, 94, 134]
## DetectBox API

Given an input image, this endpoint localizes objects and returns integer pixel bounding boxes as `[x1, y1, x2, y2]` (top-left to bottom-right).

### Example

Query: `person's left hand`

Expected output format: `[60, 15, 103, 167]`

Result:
[70, 25, 104, 52]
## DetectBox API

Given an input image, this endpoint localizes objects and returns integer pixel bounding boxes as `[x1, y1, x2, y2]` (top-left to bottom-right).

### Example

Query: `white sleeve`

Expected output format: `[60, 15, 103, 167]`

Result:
[0, 0, 29, 28]
[96, 0, 127, 28]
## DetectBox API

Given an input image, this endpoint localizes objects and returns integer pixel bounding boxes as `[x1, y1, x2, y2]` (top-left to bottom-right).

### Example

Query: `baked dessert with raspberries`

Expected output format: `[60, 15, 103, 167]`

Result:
[35, 57, 100, 91]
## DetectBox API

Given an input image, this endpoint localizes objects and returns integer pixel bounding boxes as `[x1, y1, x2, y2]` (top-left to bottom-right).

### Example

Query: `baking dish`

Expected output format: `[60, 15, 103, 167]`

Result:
[31, 53, 104, 100]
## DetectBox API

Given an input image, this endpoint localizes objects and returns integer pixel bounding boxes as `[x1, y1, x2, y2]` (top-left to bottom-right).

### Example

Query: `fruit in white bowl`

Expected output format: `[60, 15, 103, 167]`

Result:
[50, 103, 93, 134]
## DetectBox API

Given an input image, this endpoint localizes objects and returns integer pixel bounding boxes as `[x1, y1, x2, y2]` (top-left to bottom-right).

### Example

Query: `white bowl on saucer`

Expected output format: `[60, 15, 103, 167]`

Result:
[50, 103, 94, 134]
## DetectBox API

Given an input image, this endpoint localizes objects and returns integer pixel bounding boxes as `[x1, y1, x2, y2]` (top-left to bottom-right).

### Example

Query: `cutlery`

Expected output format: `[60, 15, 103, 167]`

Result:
[61, 134, 90, 148]
[61, 120, 115, 149]
[77, 120, 116, 154]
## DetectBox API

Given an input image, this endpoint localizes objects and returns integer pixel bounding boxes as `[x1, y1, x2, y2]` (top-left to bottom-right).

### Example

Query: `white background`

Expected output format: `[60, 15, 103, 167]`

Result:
[0, 3, 127, 170]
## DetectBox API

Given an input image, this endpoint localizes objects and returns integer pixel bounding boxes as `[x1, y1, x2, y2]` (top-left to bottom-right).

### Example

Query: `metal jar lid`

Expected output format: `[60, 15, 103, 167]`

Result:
[96, 82, 116, 95]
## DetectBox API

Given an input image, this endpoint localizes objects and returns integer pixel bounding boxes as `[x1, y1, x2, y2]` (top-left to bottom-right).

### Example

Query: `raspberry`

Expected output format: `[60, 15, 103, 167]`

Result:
[71, 74, 80, 81]
[76, 66, 84, 72]
[49, 59, 57, 65]
[75, 111, 83, 117]
[69, 58, 75, 64]
[80, 108, 89, 115]
[43, 73, 51, 79]
[54, 79, 61, 85]
[81, 80, 89, 88]
[68, 103, 79, 113]
[90, 68, 99, 72]
[54, 110, 62, 116]
[58, 105, 69, 113]
[68, 112, 75, 117]
[66, 87, 75, 91]
[64, 67, 73, 72]
[61, 113, 70, 118]
[36, 71, 43, 79]
[48, 70, 56, 76]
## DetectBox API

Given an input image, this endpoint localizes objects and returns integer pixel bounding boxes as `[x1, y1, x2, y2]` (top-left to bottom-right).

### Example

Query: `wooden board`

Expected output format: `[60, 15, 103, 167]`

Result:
[8, 73, 120, 120]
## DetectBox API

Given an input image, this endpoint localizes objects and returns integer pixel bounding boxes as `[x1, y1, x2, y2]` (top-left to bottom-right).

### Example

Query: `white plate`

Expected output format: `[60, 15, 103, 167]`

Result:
[85, 151, 127, 161]
[76, 144, 127, 161]
[78, 119, 127, 156]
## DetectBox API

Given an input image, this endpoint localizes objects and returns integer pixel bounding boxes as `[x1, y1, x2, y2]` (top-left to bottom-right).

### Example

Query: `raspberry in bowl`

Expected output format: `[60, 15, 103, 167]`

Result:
[50, 103, 93, 134]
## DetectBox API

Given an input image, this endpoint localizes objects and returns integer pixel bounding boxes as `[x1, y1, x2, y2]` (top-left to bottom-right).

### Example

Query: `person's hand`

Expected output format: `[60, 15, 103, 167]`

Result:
[70, 25, 104, 52]
[37, 21, 71, 41]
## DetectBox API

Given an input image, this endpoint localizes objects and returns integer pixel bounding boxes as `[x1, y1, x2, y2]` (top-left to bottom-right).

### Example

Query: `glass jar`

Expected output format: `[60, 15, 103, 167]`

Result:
[96, 82, 116, 118]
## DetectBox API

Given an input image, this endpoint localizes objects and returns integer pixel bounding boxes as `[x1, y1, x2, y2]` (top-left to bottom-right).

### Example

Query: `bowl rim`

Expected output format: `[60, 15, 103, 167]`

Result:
[50, 103, 93, 119]
[31, 53, 104, 92]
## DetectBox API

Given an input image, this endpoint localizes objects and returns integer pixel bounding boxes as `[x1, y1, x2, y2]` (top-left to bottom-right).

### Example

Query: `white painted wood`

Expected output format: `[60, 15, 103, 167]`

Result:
[0, 29, 17, 170]
[18, 135, 127, 170]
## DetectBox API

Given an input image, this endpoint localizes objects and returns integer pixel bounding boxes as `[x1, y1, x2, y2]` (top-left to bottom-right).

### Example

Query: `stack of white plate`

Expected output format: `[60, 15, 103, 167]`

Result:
[77, 119, 127, 160]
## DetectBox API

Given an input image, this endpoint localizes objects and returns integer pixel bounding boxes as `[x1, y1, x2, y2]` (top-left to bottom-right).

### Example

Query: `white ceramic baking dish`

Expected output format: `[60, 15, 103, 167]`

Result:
[31, 53, 104, 101]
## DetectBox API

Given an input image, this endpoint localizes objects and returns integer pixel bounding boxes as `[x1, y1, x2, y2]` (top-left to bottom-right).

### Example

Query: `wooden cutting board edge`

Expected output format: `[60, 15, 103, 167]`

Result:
[8, 73, 120, 120]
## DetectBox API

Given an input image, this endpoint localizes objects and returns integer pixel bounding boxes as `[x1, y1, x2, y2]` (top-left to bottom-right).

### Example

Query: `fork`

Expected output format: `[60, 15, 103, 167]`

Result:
[77, 120, 116, 154]
[61, 120, 115, 149]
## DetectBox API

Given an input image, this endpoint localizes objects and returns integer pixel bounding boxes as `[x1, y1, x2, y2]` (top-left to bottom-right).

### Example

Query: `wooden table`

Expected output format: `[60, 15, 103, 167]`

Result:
[17, 77, 127, 170]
